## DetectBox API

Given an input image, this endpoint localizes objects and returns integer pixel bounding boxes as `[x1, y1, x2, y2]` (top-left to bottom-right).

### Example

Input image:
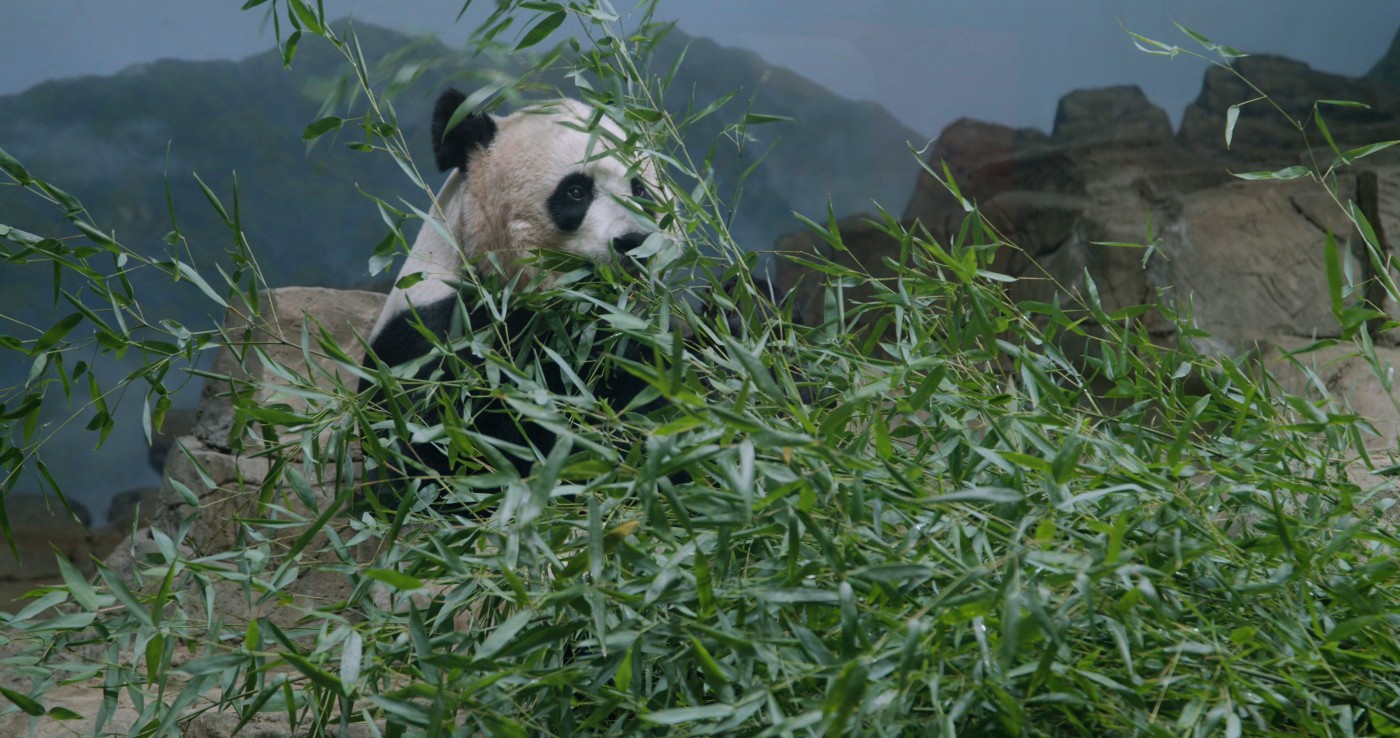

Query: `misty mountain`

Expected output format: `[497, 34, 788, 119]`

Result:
[0, 21, 923, 517]
[1, 22, 923, 289]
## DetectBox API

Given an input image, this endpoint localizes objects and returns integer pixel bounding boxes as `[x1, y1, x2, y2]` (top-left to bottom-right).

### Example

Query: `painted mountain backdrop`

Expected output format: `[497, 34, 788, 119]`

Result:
[0, 22, 924, 518]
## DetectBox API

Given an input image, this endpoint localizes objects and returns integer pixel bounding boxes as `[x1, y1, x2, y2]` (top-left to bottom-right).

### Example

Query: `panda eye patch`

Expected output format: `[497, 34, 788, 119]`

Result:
[547, 172, 595, 232]
[630, 177, 646, 199]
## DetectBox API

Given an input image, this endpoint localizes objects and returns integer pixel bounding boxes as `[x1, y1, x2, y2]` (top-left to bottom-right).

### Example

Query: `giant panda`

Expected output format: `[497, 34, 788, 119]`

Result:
[358, 89, 668, 508]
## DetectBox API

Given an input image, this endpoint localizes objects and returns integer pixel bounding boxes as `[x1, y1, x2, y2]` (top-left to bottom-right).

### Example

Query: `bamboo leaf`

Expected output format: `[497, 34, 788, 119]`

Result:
[516, 10, 565, 50]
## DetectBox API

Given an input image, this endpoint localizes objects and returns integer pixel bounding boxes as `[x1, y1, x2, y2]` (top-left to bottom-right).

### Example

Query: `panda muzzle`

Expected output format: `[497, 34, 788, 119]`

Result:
[611, 232, 650, 275]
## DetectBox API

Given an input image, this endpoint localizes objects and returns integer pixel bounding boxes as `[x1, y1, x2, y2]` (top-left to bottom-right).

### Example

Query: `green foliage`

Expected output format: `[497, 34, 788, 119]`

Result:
[0, 7, 1399, 737]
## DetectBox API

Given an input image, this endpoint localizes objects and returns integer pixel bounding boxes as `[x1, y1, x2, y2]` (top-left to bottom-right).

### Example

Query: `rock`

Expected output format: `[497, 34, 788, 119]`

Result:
[86, 486, 162, 560]
[980, 190, 1088, 272]
[150, 435, 272, 554]
[104, 487, 160, 533]
[1367, 166, 1400, 340]
[128, 431, 362, 629]
[1179, 56, 1400, 160]
[1263, 336, 1400, 449]
[781, 56, 1400, 362]
[1051, 85, 1174, 148]
[773, 213, 904, 330]
[120, 286, 385, 629]
[148, 407, 196, 474]
[0, 495, 98, 615]
[3, 493, 91, 529]
[191, 286, 384, 454]
[0, 495, 94, 595]
[100, 473, 346, 634]
[798, 101, 1182, 337]
[0, 683, 140, 737]
[1367, 27, 1400, 87]
[900, 117, 1067, 223]
[1154, 176, 1363, 348]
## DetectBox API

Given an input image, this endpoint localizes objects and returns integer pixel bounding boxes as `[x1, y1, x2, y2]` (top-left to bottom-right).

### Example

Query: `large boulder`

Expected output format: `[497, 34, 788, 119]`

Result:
[191, 286, 384, 453]
[1179, 55, 1400, 160]
[1263, 336, 1400, 449]
[1155, 176, 1363, 348]
[118, 286, 386, 629]
[1052, 85, 1174, 148]
[147, 407, 196, 474]
[900, 117, 1067, 225]
[0, 286, 388, 736]
[0, 494, 95, 614]
[103, 487, 161, 534]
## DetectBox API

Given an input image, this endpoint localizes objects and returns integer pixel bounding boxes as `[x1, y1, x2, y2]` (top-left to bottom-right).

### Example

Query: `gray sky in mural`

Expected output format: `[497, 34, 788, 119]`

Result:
[3, 1, 1398, 137]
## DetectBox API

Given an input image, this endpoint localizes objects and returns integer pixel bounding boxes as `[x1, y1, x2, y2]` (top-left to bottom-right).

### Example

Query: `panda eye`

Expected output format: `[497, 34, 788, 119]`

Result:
[630, 177, 646, 199]
[549, 173, 595, 231]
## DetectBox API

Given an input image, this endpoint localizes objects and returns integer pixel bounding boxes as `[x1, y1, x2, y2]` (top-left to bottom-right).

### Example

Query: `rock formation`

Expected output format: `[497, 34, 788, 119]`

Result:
[0, 287, 384, 737]
[780, 51, 1400, 339]
[774, 39, 1400, 448]
[133, 286, 384, 625]
[1180, 55, 1400, 160]
[0, 495, 95, 611]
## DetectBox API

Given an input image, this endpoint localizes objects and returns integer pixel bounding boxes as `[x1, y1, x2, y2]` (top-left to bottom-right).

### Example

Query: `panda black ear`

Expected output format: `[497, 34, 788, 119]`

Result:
[432, 88, 497, 173]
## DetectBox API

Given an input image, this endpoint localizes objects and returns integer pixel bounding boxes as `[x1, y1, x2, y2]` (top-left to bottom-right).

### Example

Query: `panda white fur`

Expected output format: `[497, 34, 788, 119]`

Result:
[360, 89, 663, 498]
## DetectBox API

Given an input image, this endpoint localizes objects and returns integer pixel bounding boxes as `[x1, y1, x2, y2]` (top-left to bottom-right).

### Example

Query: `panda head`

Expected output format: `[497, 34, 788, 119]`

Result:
[430, 89, 660, 285]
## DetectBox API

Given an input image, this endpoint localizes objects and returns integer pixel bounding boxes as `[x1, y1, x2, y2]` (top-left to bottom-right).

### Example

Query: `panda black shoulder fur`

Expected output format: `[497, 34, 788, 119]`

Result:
[359, 89, 664, 504]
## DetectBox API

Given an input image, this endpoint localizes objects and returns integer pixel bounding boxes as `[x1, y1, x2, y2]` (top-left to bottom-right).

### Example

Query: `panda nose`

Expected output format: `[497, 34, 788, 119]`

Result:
[612, 232, 648, 256]
[613, 232, 649, 275]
